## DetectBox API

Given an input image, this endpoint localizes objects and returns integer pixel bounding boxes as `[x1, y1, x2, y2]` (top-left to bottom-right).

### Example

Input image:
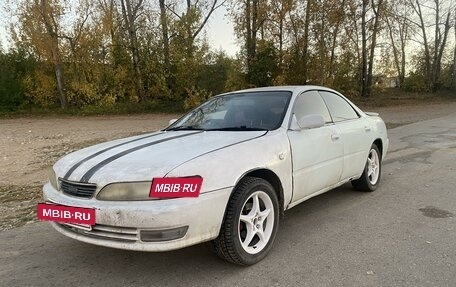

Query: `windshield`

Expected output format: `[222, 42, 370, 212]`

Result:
[167, 91, 292, 131]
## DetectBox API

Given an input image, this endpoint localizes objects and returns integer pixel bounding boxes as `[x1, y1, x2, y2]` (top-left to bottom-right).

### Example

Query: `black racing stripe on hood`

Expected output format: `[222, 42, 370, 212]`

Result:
[63, 132, 164, 180]
[164, 131, 268, 178]
[79, 131, 203, 183]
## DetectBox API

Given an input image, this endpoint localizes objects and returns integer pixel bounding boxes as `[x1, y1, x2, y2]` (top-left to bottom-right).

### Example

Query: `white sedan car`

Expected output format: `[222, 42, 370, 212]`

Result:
[43, 86, 388, 265]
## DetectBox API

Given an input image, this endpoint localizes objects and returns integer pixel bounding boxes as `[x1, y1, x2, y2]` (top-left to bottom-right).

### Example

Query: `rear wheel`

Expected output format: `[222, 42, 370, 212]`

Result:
[212, 177, 279, 265]
[352, 144, 381, 192]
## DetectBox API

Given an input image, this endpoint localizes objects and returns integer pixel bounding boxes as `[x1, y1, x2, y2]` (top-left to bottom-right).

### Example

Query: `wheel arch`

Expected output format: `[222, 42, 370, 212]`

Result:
[233, 168, 285, 218]
[373, 138, 383, 157]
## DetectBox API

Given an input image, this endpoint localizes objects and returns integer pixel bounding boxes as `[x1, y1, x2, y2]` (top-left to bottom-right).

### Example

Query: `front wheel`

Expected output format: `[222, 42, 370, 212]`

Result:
[212, 177, 279, 265]
[352, 144, 382, 192]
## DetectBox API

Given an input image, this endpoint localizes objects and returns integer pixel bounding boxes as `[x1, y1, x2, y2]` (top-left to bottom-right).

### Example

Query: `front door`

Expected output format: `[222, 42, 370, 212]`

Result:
[287, 91, 344, 203]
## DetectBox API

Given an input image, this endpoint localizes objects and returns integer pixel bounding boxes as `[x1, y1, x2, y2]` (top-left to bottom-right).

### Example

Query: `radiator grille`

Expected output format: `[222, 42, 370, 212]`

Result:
[59, 223, 138, 242]
[60, 179, 97, 198]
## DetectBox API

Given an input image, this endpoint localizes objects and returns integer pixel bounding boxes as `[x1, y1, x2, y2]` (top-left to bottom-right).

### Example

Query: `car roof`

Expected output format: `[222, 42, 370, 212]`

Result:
[218, 85, 337, 96]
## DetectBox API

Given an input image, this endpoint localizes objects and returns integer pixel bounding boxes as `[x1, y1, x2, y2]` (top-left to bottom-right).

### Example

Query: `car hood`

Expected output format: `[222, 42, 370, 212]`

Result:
[55, 130, 266, 186]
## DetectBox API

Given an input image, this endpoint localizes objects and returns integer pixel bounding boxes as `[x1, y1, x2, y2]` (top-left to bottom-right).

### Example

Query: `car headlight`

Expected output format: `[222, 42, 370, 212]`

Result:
[49, 168, 59, 190]
[97, 182, 158, 201]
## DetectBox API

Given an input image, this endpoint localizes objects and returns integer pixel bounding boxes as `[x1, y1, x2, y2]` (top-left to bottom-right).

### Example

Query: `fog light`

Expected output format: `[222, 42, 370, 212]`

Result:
[140, 226, 188, 242]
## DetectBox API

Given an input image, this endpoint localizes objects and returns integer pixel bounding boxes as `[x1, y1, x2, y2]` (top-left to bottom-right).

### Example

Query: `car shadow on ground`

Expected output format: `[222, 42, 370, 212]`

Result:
[51, 183, 372, 284]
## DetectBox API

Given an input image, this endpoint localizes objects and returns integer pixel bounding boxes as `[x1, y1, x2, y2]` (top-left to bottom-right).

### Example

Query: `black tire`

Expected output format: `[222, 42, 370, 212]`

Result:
[352, 144, 382, 192]
[212, 176, 279, 265]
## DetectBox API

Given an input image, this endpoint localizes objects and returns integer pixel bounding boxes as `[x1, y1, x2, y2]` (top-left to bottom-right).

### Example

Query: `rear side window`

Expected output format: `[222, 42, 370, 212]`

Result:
[293, 91, 332, 123]
[319, 91, 359, 122]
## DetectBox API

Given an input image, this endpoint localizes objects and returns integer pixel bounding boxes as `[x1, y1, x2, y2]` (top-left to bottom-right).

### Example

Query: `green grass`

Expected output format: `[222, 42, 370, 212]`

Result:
[0, 99, 184, 118]
[354, 88, 456, 108]
[1, 89, 455, 118]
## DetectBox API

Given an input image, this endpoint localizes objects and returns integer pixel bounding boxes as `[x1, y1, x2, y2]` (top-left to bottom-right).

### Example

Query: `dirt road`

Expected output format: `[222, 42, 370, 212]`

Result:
[0, 114, 178, 230]
[0, 102, 455, 231]
[1, 105, 455, 286]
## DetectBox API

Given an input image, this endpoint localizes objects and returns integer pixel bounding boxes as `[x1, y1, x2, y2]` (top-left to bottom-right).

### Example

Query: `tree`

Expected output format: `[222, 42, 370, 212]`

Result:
[249, 40, 279, 86]
[16, 0, 68, 109]
[327, 0, 347, 82]
[266, 0, 295, 74]
[120, 0, 145, 101]
[360, 0, 384, 97]
[167, 0, 224, 57]
[230, 0, 268, 85]
[301, 0, 311, 84]
[311, 0, 348, 85]
[0, 49, 33, 110]
[366, 0, 384, 96]
[159, 0, 173, 90]
[284, 0, 310, 85]
[5, 0, 456, 112]
[384, 0, 411, 88]
[410, 0, 452, 91]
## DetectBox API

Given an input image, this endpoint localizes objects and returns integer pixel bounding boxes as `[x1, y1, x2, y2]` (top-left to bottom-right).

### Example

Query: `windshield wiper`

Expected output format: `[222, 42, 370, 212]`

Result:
[206, 126, 268, 131]
[166, 126, 204, 131]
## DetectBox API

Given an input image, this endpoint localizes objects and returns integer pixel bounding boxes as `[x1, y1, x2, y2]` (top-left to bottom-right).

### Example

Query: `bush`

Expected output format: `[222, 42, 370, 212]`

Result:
[0, 51, 29, 111]
[404, 72, 429, 92]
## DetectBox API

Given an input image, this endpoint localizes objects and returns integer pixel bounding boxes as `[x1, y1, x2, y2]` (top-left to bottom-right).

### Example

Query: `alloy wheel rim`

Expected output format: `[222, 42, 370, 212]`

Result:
[238, 191, 274, 254]
[367, 148, 380, 185]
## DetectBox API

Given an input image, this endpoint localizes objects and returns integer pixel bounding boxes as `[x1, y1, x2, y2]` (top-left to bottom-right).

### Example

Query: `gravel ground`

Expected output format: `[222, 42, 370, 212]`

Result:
[0, 113, 178, 231]
[1, 109, 456, 287]
[369, 102, 456, 128]
[0, 101, 455, 231]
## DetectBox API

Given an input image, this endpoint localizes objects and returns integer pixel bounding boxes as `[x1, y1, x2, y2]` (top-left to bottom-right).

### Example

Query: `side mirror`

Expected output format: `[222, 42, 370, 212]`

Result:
[168, 118, 178, 126]
[290, 114, 325, 130]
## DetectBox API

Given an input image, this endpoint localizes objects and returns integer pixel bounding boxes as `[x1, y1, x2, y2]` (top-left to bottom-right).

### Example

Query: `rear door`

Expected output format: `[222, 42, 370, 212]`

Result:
[287, 91, 344, 202]
[319, 91, 373, 180]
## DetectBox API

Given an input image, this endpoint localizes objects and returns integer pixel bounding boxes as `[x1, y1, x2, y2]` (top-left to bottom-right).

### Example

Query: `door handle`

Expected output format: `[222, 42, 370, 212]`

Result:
[331, 134, 340, 141]
[365, 126, 371, 132]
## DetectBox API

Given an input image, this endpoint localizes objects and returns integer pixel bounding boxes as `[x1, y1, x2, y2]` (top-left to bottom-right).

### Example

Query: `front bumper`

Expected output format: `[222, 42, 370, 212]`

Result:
[43, 183, 232, 251]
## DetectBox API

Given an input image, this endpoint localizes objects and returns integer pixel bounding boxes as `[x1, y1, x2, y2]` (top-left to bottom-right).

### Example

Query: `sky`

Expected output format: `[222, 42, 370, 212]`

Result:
[0, 3, 9, 51]
[0, 3, 240, 56]
[204, 5, 240, 56]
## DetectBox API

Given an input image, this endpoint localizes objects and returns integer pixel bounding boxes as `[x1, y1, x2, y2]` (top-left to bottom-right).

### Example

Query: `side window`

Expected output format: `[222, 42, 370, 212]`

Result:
[319, 91, 359, 122]
[293, 91, 332, 123]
